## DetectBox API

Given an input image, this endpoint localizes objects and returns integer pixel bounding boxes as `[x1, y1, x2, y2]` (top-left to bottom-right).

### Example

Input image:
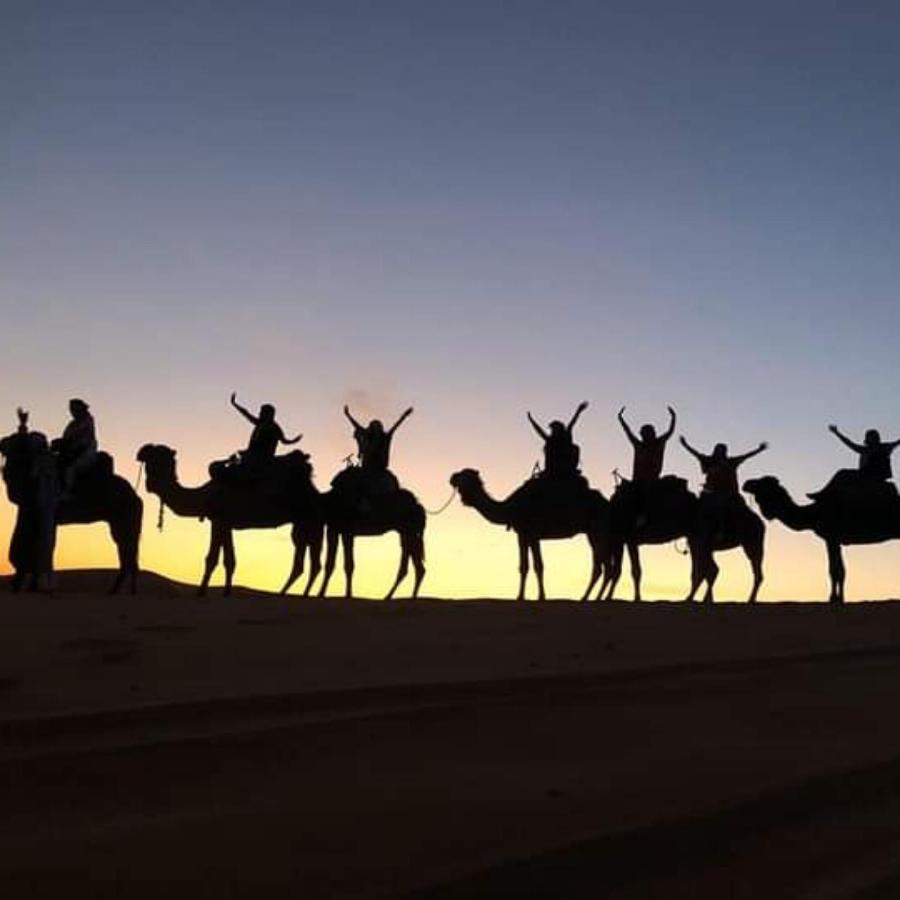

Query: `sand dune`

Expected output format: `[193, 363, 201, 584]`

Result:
[4, 570, 900, 897]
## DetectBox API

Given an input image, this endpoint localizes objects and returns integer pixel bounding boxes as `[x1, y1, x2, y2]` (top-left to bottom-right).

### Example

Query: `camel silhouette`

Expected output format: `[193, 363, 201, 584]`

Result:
[449, 469, 610, 601]
[685, 494, 765, 603]
[1, 428, 142, 593]
[310, 474, 426, 600]
[601, 480, 695, 601]
[601, 482, 765, 603]
[136, 444, 324, 596]
[744, 475, 900, 604]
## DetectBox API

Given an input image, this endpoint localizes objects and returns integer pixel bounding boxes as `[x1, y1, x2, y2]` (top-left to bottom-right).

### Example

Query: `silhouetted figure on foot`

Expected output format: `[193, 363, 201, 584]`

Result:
[56, 399, 97, 498]
[809, 425, 900, 502]
[230, 393, 302, 474]
[680, 436, 768, 499]
[528, 402, 588, 479]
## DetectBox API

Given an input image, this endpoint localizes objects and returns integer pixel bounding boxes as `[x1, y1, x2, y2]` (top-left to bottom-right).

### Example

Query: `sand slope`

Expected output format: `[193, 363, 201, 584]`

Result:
[3, 572, 900, 897]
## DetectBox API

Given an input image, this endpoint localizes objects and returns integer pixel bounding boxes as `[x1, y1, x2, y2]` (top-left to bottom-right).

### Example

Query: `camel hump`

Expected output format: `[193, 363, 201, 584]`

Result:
[512, 472, 591, 507]
[811, 473, 899, 511]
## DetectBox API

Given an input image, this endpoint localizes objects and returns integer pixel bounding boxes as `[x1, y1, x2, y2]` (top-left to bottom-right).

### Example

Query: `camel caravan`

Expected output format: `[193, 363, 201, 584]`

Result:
[2, 398, 899, 605]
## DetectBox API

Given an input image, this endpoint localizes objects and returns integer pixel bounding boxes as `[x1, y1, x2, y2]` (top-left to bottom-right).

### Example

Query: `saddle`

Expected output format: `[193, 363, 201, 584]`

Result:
[331, 465, 400, 504]
[809, 470, 899, 515]
[209, 450, 311, 490]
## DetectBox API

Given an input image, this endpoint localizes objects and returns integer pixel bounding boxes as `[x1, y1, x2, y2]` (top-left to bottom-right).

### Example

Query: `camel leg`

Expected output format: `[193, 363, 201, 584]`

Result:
[109, 517, 139, 596]
[318, 527, 339, 598]
[516, 532, 529, 601]
[703, 556, 719, 603]
[410, 530, 425, 599]
[627, 542, 642, 602]
[199, 524, 223, 596]
[684, 541, 705, 602]
[222, 529, 236, 597]
[281, 523, 306, 595]
[532, 541, 546, 602]
[582, 533, 605, 601]
[601, 544, 624, 601]
[342, 532, 355, 599]
[826, 540, 845, 605]
[304, 524, 324, 597]
[385, 532, 410, 600]
[746, 532, 764, 604]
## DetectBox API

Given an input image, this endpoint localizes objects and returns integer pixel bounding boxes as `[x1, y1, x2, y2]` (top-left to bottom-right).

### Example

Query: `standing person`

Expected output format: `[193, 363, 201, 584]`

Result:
[680, 436, 768, 497]
[618, 405, 677, 483]
[59, 398, 98, 497]
[527, 402, 589, 478]
[30, 432, 59, 591]
[230, 393, 302, 468]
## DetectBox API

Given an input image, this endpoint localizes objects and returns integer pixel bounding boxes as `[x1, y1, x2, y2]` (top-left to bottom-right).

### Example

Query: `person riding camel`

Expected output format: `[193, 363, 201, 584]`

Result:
[527, 402, 589, 479]
[230, 393, 302, 471]
[618, 406, 677, 483]
[680, 436, 768, 499]
[58, 399, 98, 497]
[342, 405, 413, 495]
[810, 425, 900, 500]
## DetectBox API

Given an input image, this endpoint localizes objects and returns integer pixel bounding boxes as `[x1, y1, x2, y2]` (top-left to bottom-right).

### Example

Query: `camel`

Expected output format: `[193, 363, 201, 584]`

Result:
[449, 469, 611, 601]
[601, 478, 696, 601]
[137, 444, 324, 596]
[1, 428, 142, 593]
[310, 471, 426, 600]
[685, 494, 765, 603]
[601, 480, 765, 603]
[744, 475, 900, 604]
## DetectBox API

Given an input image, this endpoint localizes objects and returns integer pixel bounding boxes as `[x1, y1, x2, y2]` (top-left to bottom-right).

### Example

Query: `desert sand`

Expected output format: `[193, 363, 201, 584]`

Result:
[4, 572, 900, 897]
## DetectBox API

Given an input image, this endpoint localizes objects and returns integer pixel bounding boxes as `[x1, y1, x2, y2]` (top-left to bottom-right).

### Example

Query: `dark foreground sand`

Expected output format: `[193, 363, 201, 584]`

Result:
[4, 572, 900, 898]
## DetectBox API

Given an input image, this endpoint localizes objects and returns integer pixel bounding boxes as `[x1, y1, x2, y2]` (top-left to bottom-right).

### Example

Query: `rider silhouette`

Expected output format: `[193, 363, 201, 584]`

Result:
[527, 402, 588, 478]
[59, 399, 97, 497]
[618, 406, 676, 482]
[680, 437, 768, 497]
[343, 405, 412, 474]
[810, 425, 900, 499]
[230, 393, 302, 468]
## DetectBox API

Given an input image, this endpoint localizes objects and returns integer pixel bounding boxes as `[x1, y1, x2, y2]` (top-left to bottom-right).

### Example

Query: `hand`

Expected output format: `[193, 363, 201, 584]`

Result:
[577, 401, 589, 412]
[759, 441, 769, 451]
[667, 405, 676, 416]
[344, 404, 350, 415]
[618, 406, 626, 417]
[405, 406, 414, 416]
[230, 392, 237, 405]
[679, 435, 688, 446]
[828, 424, 839, 434]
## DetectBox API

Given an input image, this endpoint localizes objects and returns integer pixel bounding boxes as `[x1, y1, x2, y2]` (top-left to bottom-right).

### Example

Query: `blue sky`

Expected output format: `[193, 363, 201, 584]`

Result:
[3, 1, 900, 597]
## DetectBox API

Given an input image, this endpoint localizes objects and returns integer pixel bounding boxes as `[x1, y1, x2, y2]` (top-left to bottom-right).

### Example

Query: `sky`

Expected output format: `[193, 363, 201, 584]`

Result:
[3, 0, 900, 600]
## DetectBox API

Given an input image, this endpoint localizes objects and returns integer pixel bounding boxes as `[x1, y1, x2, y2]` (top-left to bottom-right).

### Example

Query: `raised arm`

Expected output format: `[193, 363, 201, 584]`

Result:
[679, 435, 703, 461]
[828, 424, 863, 453]
[661, 405, 677, 441]
[343, 405, 363, 431]
[617, 406, 638, 446]
[733, 442, 769, 466]
[230, 393, 258, 425]
[281, 431, 303, 446]
[567, 401, 589, 432]
[16, 407, 29, 434]
[527, 412, 549, 441]
[388, 406, 414, 437]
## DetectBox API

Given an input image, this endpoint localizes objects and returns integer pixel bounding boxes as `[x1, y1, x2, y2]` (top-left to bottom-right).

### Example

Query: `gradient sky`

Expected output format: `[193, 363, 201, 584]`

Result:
[3, 1, 900, 599]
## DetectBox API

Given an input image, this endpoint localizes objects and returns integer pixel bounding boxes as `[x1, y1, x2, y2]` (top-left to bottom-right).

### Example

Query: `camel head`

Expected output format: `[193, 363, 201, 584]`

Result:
[136, 444, 177, 493]
[449, 468, 485, 507]
[742, 476, 787, 520]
